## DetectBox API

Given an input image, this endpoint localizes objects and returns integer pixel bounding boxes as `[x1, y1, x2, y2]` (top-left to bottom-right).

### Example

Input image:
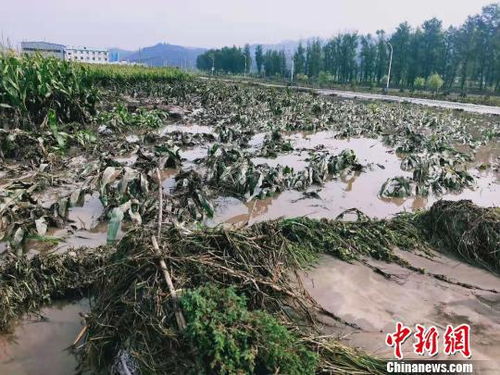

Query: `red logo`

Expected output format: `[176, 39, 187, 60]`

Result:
[386, 322, 412, 360]
[386, 323, 472, 359]
[444, 324, 471, 358]
[413, 324, 439, 357]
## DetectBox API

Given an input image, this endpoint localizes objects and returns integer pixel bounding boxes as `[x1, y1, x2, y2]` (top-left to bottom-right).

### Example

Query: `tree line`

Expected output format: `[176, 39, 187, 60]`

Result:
[197, 3, 499, 92]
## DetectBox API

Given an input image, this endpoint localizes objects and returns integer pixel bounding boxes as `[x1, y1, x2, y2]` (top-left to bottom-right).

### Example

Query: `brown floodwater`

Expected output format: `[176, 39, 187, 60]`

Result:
[0, 300, 88, 375]
[300, 253, 500, 367]
[67, 192, 104, 231]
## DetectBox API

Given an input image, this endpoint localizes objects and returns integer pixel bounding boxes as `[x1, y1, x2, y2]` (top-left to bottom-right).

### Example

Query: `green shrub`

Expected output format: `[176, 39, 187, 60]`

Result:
[180, 285, 318, 375]
[318, 71, 334, 86]
[426, 73, 444, 93]
[295, 73, 308, 82]
[414, 77, 426, 90]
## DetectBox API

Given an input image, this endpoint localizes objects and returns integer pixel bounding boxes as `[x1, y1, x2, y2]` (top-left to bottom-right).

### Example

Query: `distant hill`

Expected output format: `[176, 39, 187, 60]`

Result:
[114, 43, 207, 69]
[108, 40, 315, 69]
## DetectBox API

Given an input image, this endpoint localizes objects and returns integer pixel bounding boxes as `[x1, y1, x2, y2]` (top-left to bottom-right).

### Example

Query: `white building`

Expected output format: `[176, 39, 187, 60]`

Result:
[21, 41, 109, 64]
[64, 46, 109, 64]
[21, 41, 66, 59]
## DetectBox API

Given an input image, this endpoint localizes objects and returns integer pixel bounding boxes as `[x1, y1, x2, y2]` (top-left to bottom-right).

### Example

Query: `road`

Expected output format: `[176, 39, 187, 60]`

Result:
[205, 77, 500, 115]
[316, 88, 500, 115]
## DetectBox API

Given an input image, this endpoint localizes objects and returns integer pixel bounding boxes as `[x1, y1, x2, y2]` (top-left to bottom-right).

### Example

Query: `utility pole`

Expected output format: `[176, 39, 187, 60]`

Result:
[211, 54, 215, 76]
[244, 55, 247, 77]
[386, 41, 393, 93]
[290, 59, 295, 83]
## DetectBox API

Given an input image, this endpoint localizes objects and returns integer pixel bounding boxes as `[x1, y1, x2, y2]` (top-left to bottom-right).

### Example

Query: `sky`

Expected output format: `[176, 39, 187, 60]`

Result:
[0, 0, 495, 50]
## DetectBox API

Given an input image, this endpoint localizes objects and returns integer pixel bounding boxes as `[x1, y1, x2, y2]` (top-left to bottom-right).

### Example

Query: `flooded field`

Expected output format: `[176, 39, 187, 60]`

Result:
[1, 76, 499, 374]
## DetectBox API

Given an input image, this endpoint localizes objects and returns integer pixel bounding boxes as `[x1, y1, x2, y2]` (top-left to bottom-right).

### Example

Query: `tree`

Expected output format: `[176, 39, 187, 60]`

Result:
[243, 44, 252, 74]
[293, 42, 306, 76]
[196, 47, 245, 74]
[338, 33, 358, 83]
[359, 34, 376, 83]
[198, 4, 500, 92]
[375, 30, 388, 83]
[421, 18, 445, 78]
[390, 22, 412, 86]
[427, 73, 444, 93]
[407, 27, 423, 87]
[263, 49, 287, 77]
[255, 45, 264, 75]
[441, 26, 460, 89]
[306, 39, 322, 79]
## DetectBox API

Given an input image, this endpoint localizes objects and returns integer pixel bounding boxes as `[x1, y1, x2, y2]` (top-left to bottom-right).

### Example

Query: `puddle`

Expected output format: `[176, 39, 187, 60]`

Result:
[113, 153, 138, 166]
[68, 192, 104, 230]
[50, 223, 111, 254]
[0, 300, 88, 375]
[300, 254, 500, 362]
[125, 134, 140, 143]
[161, 168, 179, 194]
[24, 222, 112, 256]
[180, 145, 211, 162]
[33, 185, 77, 210]
[247, 132, 266, 150]
[159, 124, 214, 136]
[472, 142, 499, 166]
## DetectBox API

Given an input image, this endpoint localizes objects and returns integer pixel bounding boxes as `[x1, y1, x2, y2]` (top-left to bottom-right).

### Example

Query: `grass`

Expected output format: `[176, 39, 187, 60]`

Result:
[180, 285, 318, 375]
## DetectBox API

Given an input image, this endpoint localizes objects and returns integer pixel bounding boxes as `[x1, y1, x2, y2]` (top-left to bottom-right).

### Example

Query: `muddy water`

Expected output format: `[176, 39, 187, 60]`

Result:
[0, 300, 88, 375]
[301, 254, 500, 366]
[159, 124, 214, 136]
[211, 134, 499, 225]
[252, 152, 310, 170]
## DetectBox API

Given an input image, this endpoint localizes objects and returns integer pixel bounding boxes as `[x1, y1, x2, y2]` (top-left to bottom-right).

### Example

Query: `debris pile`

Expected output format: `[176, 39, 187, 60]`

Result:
[423, 200, 500, 273]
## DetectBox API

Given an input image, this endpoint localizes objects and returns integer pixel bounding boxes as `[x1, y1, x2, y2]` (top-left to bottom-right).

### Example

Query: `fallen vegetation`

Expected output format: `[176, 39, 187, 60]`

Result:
[422, 200, 500, 274]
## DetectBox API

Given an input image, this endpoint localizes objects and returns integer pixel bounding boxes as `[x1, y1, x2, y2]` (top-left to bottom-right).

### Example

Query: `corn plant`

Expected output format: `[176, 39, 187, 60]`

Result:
[0, 53, 98, 128]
